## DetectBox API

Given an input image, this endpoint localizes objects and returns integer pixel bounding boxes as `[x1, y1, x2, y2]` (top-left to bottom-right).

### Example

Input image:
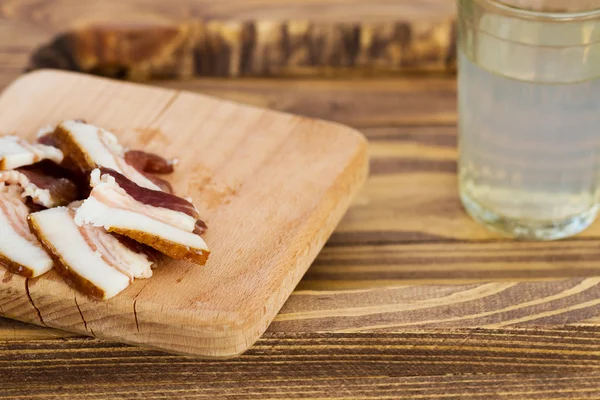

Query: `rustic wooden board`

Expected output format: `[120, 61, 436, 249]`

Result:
[0, 69, 368, 357]
[0, 0, 459, 84]
[28, 19, 456, 79]
[0, 0, 457, 78]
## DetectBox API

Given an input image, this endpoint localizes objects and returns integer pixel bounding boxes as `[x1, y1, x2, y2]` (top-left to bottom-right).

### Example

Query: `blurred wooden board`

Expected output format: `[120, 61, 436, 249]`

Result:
[28, 19, 456, 79]
[0, 69, 368, 358]
[0, 0, 456, 78]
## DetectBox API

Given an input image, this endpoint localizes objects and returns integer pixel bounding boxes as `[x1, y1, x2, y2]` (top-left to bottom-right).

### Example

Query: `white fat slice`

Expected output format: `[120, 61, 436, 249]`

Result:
[0, 188, 53, 277]
[76, 196, 208, 249]
[0, 136, 63, 170]
[54, 120, 162, 191]
[78, 217, 153, 280]
[0, 170, 52, 207]
[28, 206, 153, 299]
[88, 169, 197, 231]
[75, 170, 209, 265]
[0, 168, 78, 208]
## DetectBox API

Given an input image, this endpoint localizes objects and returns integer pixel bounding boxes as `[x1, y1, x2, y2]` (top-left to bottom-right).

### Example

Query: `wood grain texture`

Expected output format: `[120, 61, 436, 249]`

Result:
[274, 278, 600, 332]
[0, 70, 368, 357]
[0, 0, 455, 24]
[3, 329, 600, 398]
[1, 12, 600, 393]
[8, 276, 600, 340]
[0, 1, 454, 92]
[0, 74, 460, 131]
[0, 0, 457, 78]
[155, 77, 458, 128]
[27, 19, 456, 79]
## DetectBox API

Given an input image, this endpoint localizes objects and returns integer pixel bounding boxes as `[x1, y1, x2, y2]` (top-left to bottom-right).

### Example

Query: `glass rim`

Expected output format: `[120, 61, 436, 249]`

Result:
[471, 0, 600, 21]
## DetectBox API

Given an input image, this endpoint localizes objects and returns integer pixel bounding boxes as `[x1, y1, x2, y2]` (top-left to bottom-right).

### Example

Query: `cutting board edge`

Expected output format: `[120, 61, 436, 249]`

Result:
[4, 68, 175, 97]
[225, 136, 370, 357]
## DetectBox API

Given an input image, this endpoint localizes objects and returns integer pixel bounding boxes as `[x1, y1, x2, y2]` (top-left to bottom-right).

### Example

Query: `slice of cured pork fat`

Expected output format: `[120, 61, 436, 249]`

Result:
[28, 203, 153, 300]
[75, 168, 210, 265]
[52, 120, 164, 191]
[1, 123, 204, 300]
[0, 162, 79, 208]
[0, 184, 53, 277]
[0, 135, 63, 170]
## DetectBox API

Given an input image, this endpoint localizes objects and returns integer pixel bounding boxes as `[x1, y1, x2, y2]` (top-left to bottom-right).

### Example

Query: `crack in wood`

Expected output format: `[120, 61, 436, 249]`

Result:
[24, 279, 46, 327]
[73, 294, 91, 336]
[133, 299, 140, 334]
[131, 282, 150, 334]
[147, 91, 180, 129]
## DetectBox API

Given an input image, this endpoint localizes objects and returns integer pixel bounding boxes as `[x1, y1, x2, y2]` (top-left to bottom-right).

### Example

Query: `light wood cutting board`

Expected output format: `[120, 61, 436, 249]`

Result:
[0, 70, 368, 358]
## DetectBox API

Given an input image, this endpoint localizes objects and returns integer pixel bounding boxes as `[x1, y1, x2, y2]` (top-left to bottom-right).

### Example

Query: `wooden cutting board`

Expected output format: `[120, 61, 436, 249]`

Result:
[0, 70, 368, 358]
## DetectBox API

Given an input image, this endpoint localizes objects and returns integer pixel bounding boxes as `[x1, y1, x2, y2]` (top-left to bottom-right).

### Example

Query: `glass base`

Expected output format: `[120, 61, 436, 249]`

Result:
[460, 193, 599, 240]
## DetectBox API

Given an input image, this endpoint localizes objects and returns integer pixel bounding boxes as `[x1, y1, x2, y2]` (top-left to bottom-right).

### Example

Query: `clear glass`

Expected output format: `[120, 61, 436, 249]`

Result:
[458, 0, 600, 240]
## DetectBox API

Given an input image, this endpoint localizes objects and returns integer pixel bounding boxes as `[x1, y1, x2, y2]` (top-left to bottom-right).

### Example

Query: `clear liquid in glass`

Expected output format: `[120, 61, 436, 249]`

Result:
[459, 47, 600, 239]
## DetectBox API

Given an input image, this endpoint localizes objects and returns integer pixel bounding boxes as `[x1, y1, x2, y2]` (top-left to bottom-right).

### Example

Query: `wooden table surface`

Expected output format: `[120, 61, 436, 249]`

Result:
[3, 1, 600, 399]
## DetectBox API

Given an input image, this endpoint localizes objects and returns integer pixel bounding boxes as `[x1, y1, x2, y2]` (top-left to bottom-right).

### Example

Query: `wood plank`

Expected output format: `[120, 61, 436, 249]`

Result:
[155, 78, 458, 128]
[3, 330, 600, 398]
[0, 317, 77, 341]
[0, 0, 456, 83]
[0, 16, 53, 89]
[0, 72, 457, 129]
[7, 276, 600, 339]
[305, 241, 600, 284]
[0, 0, 455, 80]
[0, 0, 455, 24]
[274, 278, 600, 332]
[0, 70, 367, 357]
[28, 19, 456, 79]
[0, 0, 457, 79]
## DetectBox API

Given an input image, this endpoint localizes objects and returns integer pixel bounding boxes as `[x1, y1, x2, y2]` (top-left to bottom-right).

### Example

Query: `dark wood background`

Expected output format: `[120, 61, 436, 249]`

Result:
[3, 0, 600, 399]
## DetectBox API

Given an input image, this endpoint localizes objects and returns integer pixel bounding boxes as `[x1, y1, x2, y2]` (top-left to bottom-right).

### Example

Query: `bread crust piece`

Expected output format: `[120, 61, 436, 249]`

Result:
[110, 227, 209, 265]
[28, 215, 105, 299]
[0, 252, 35, 278]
